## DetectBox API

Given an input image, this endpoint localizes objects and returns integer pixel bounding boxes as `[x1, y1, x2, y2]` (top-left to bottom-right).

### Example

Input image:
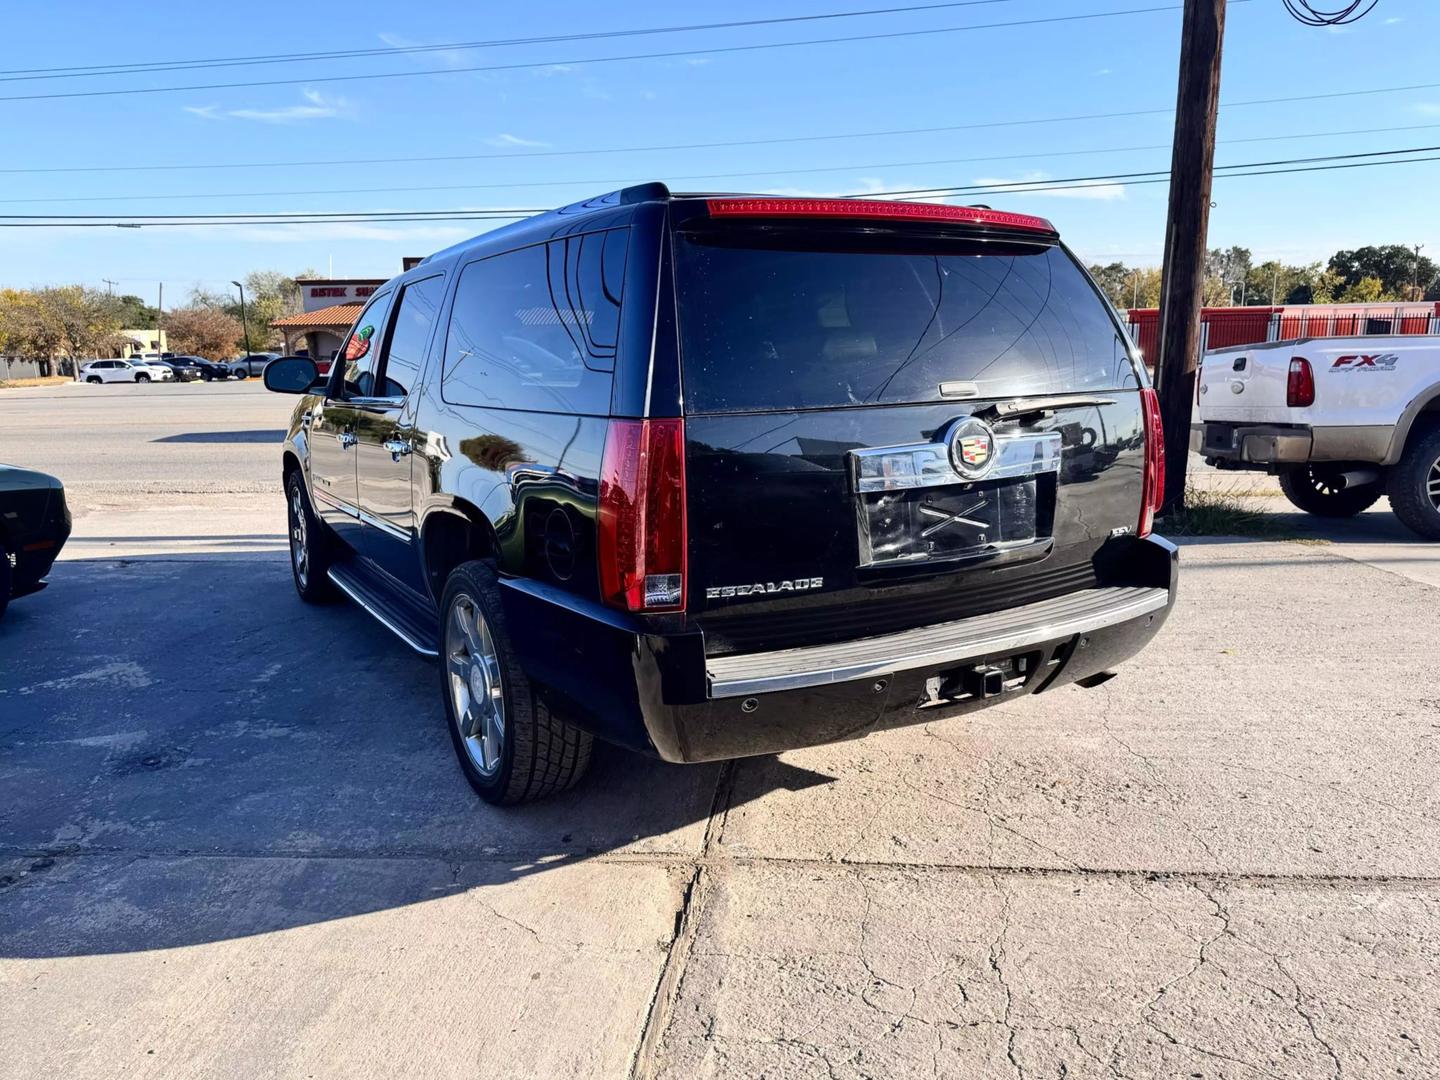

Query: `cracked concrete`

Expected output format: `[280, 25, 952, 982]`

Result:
[4, 386, 1440, 1078]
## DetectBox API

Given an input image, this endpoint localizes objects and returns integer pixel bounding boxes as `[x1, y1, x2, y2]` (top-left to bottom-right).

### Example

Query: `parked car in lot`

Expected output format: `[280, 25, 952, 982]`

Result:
[79, 359, 173, 383]
[229, 353, 281, 379]
[169, 356, 230, 381]
[0, 464, 71, 620]
[1196, 336, 1440, 538]
[264, 184, 1176, 804]
[147, 357, 204, 382]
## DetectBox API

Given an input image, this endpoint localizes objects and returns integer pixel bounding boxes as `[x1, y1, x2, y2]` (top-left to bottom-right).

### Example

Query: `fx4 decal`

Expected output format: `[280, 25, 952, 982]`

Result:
[1331, 353, 1399, 371]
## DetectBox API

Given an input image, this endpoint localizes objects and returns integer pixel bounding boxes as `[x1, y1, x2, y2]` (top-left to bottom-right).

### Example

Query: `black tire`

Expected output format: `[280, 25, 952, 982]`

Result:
[1278, 465, 1383, 517]
[233, 369, 248, 380]
[134, 373, 150, 384]
[85, 376, 102, 384]
[285, 470, 335, 602]
[1386, 423, 1440, 540]
[0, 549, 11, 621]
[439, 559, 593, 804]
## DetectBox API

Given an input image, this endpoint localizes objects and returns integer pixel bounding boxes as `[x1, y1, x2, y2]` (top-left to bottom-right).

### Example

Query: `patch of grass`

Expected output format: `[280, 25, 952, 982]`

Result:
[1162, 484, 1290, 538]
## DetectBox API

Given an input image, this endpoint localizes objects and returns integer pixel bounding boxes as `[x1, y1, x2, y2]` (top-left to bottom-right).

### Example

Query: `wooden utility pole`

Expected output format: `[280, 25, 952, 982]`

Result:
[1154, 0, 1226, 514]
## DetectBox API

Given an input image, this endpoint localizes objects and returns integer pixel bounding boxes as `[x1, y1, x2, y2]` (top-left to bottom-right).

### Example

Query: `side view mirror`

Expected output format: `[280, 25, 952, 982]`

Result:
[263, 357, 319, 394]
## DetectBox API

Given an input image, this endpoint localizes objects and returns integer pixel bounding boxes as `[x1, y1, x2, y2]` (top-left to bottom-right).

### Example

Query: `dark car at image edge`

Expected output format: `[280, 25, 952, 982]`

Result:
[0, 464, 71, 621]
[264, 182, 1177, 804]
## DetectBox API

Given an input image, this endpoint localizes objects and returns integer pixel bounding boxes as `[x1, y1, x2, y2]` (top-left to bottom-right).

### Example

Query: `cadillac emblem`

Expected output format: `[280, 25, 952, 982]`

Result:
[947, 416, 997, 480]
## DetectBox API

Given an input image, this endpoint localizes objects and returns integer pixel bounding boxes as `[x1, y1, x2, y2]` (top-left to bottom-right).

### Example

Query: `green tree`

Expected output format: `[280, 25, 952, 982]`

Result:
[1328, 245, 1437, 300]
[114, 294, 159, 328]
[1339, 275, 1387, 304]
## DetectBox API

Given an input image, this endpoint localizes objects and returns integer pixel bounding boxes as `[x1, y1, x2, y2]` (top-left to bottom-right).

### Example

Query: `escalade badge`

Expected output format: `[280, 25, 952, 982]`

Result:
[947, 417, 997, 481]
[706, 578, 824, 601]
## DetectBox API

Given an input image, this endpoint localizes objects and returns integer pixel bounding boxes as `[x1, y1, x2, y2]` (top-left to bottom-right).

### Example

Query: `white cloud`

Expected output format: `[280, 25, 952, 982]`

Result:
[1384, 16, 1404, 23]
[971, 171, 1126, 201]
[1094, 67, 1113, 76]
[483, 133, 550, 149]
[534, 64, 577, 77]
[183, 88, 353, 125]
[377, 31, 471, 68]
[1413, 103, 1440, 116]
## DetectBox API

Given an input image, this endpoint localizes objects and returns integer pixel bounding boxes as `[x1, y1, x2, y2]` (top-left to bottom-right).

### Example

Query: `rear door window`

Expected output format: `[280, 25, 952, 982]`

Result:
[441, 229, 627, 415]
[674, 233, 1138, 413]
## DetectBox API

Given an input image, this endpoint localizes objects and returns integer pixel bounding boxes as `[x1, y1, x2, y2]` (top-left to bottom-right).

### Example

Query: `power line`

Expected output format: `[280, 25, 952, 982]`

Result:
[0, 4, 1198, 103]
[3, 145, 1437, 227]
[3, 74, 1435, 175]
[6, 128, 1439, 206]
[847, 143, 1440, 199]
[0, 0, 1023, 82]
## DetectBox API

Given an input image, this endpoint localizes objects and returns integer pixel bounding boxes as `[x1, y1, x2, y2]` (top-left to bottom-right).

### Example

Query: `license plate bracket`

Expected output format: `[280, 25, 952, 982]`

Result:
[856, 475, 1047, 568]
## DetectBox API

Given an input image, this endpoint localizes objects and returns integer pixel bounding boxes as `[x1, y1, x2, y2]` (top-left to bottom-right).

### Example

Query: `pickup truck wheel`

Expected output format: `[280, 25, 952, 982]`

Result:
[1387, 425, 1440, 540]
[285, 471, 335, 602]
[439, 560, 593, 804]
[1278, 466, 1382, 517]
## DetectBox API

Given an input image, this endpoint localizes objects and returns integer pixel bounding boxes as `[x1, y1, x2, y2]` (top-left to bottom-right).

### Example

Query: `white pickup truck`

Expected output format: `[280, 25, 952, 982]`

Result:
[1194, 335, 1440, 539]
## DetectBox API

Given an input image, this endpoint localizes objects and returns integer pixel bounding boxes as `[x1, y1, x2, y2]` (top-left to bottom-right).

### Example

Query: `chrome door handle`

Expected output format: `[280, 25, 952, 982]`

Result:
[383, 438, 412, 461]
[338, 431, 357, 449]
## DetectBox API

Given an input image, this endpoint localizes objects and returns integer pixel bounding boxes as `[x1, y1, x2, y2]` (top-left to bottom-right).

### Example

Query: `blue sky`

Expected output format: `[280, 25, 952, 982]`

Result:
[2, 0, 1436, 297]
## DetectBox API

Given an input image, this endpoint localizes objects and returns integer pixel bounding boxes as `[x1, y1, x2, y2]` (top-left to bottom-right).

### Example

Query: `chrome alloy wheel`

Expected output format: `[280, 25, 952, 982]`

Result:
[1428, 453, 1440, 513]
[288, 483, 309, 589]
[446, 593, 505, 776]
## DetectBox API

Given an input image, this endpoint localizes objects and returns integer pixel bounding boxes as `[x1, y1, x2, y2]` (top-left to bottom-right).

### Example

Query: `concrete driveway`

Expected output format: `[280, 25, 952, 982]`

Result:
[2, 382, 1438, 1078]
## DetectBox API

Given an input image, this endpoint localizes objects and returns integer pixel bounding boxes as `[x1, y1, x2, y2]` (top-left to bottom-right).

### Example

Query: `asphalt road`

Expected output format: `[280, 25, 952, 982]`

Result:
[3, 382, 1439, 1078]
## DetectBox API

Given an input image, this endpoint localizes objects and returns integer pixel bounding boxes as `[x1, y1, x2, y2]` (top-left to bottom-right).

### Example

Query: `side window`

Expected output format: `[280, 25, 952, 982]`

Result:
[375, 275, 445, 399]
[335, 291, 394, 398]
[441, 229, 627, 414]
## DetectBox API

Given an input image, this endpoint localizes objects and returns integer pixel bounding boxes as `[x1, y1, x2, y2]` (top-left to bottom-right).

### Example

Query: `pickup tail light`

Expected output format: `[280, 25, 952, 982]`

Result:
[598, 419, 687, 612]
[1138, 387, 1166, 539]
[1287, 357, 1315, 408]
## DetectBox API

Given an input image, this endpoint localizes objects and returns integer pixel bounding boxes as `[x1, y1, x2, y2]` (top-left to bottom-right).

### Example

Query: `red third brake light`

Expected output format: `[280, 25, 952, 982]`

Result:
[1287, 357, 1315, 408]
[598, 419, 687, 612]
[705, 197, 1056, 235]
[1138, 387, 1166, 539]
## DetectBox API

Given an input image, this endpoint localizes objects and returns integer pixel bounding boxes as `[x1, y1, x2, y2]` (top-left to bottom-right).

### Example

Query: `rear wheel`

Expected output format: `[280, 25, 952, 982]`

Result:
[439, 560, 592, 804]
[1387, 424, 1440, 540]
[286, 471, 335, 601]
[1278, 465, 1382, 518]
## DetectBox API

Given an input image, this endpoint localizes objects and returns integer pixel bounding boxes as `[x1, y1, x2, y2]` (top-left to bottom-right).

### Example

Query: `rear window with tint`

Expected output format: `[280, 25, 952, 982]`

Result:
[674, 234, 1137, 413]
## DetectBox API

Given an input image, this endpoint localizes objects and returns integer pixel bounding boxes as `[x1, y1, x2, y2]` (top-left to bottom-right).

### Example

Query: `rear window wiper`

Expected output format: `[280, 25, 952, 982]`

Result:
[971, 394, 1116, 422]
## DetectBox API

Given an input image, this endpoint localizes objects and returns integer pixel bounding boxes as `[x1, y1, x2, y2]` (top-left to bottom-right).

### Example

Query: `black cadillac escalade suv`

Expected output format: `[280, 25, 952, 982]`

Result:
[264, 184, 1176, 804]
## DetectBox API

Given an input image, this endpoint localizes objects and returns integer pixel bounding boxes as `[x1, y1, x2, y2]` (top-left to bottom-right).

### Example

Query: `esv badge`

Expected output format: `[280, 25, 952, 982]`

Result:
[947, 416, 997, 481]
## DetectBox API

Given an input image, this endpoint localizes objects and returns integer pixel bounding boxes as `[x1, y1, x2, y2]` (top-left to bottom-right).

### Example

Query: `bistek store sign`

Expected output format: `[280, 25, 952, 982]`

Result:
[298, 278, 385, 313]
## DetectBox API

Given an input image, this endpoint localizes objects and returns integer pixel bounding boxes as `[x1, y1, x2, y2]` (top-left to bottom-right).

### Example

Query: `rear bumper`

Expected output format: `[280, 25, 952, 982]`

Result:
[501, 535, 1179, 764]
[1195, 421, 1393, 466]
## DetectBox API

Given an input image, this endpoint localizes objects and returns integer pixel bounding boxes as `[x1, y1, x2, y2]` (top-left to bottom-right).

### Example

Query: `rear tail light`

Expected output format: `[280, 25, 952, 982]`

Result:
[705, 197, 1055, 234]
[1286, 357, 1315, 408]
[598, 419, 687, 612]
[1138, 387, 1166, 539]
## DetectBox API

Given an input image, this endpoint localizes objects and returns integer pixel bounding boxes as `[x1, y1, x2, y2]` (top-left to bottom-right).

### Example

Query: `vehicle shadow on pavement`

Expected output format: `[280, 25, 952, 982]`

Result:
[0, 554, 837, 960]
[152, 429, 288, 443]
